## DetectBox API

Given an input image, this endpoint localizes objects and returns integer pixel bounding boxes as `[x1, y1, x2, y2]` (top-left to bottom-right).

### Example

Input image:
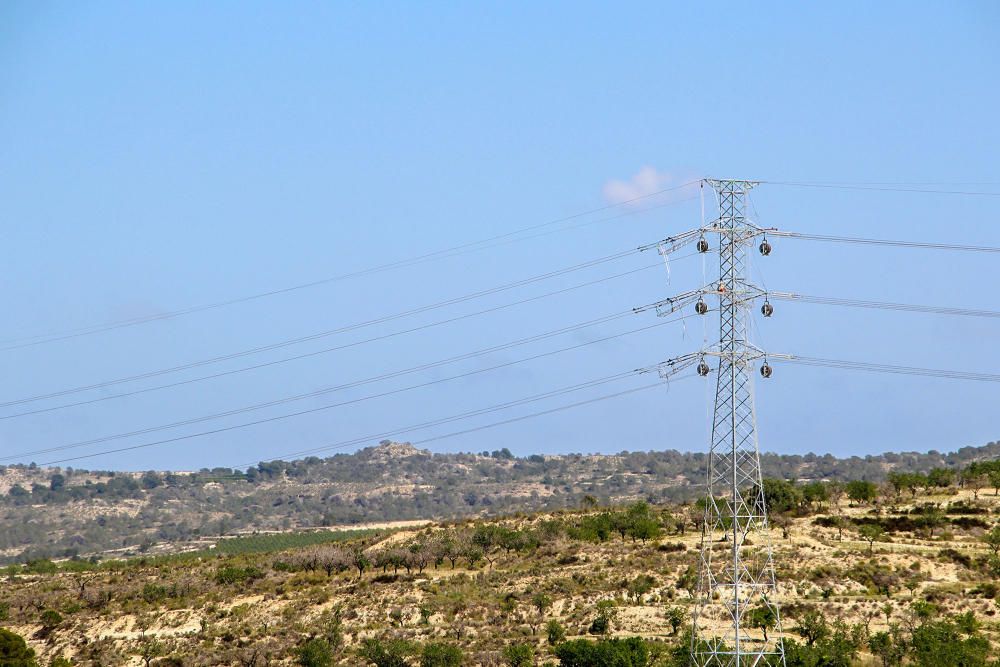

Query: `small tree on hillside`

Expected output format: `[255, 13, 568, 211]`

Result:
[965, 473, 987, 499]
[626, 574, 656, 604]
[677, 564, 698, 598]
[802, 481, 829, 511]
[546, 619, 566, 645]
[792, 607, 830, 646]
[137, 638, 165, 667]
[831, 515, 850, 541]
[846, 480, 878, 505]
[502, 643, 534, 667]
[869, 628, 906, 667]
[526, 593, 551, 635]
[927, 468, 954, 489]
[916, 505, 946, 538]
[351, 549, 371, 579]
[748, 603, 777, 642]
[859, 524, 885, 555]
[589, 599, 619, 636]
[666, 606, 687, 635]
[983, 525, 1000, 556]
[771, 513, 792, 540]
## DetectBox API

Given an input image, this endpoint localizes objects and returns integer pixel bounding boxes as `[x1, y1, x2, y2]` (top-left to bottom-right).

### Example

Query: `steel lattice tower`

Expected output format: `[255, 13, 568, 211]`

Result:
[691, 179, 784, 666]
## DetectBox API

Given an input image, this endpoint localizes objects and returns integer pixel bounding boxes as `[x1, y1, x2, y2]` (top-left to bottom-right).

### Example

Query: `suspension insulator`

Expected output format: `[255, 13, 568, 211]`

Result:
[695, 299, 708, 315]
[759, 239, 772, 256]
[697, 361, 710, 376]
[760, 363, 773, 378]
[697, 237, 709, 253]
[761, 301, 773, 317]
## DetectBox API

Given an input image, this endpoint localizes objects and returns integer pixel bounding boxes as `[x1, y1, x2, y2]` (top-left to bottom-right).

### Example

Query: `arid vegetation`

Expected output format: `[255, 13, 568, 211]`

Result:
[4, 452, 1000, 665]
[3, 440, 1000, 565]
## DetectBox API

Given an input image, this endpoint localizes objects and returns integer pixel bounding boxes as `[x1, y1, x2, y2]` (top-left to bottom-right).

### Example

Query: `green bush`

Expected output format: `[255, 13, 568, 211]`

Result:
[212, 529, 378, 555]
[40, 609, 63, 628]
[296, 638, 333, 667]
[359, 638, 413, 667]
[420, 642, 463, 667]
[0, 628, 38, 667]
[547, 619, 567, 645]
[554, 637, 649, 667]
[910, 618, 989, 667]
[502, 643, 534, 667]
[214, 565, 264, 585]
[141, 583, 170, 603]
[23, 559, 58, 574]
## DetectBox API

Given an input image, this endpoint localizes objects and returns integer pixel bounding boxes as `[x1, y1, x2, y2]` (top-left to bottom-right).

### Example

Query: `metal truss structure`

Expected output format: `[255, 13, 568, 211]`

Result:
[640, 179, 785, 666]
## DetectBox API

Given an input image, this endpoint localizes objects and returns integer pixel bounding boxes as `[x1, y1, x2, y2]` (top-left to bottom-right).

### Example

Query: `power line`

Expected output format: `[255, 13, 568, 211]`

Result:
[0, 246, 661, 408]
[774, 355, 1000, 383]
[763, 181, 1000, 197]
[3, 183, 700, 350]
[38, 366, 669, 467]
[230, 378, 678, 470]
[0, 262, 672, 420]
[12, 316, 687, 464]
[771, 230, 1000, 253]
[769, 292, 1000, 319]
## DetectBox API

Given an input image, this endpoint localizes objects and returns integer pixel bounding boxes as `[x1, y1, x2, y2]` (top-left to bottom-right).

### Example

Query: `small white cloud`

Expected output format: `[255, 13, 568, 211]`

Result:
[602, 166, 700, 206]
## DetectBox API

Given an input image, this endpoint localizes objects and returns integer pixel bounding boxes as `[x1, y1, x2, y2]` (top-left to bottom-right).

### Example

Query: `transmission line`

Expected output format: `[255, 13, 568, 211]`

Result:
[771, 230, 1000, 253]
[769, 292, 1000, 319]
[0, 262, 673, 420]
[3, 183, 700, 350]
[229, 378, 683, 470]
[9, 315, 688, 464]
[0, 246, 672, 409]
[773, 355, 1000, 383]
[38, 367, 670, 467]
[763, 181, 1000, 197]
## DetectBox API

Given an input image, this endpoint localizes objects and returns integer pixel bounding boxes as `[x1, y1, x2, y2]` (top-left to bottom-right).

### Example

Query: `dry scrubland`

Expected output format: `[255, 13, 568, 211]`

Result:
[4, 476, 1000, 666]
[6, 441, 999, 566]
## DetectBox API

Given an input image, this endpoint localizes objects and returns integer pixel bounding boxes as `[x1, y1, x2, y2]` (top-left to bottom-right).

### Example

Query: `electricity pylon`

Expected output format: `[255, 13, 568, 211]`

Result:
[639, 179, 785, 666]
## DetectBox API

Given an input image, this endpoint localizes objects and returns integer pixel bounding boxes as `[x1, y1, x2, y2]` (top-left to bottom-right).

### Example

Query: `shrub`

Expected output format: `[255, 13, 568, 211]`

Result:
[910, 618, 989, 667]
[547, 619, 567, 645]
[420, 642, 463, 667]
[554, 637, 649, 666]
[502, 643, 534, 667]
[296, 638, 333, 667]
[141, 583, 170, 603]
[359, 638, 413, 667]
[588, 600, 618, 636]
[846, 480, 878, 504]
[938, 548, 972, 569]
[40, 609, 63, 629]
[588, 615, 609, 635]
[214, 566, 264, 585]
[0, 628, 38, 667]
[665, 606, 687, 635]
[626, 574, 656, 603]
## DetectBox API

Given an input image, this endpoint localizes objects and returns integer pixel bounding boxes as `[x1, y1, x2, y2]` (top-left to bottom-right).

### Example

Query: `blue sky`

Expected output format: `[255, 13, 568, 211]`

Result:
[0, 2, 998, 471]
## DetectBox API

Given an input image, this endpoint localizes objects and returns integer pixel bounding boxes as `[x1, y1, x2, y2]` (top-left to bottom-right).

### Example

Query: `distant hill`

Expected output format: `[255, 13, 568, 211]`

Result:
[5, 472, 1000, 666]
[1, 438, 998, 563]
